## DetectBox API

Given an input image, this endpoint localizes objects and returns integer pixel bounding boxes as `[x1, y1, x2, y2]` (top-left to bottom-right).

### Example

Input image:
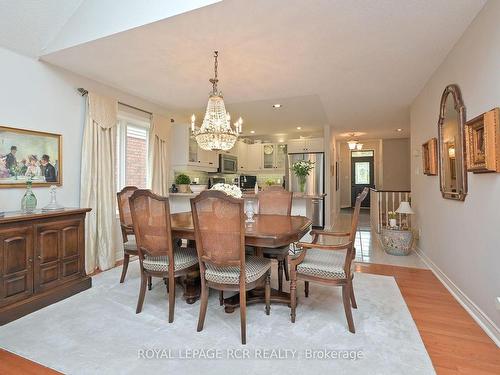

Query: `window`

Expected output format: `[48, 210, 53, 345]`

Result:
[116, 114, 150, 190]
[351, 150, 374, 158]
[354, 162, 370, 184]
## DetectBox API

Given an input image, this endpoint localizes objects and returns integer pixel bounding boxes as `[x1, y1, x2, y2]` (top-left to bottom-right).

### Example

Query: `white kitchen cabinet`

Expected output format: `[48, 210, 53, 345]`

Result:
[262, 143, 287, 170]
[246, 143, 262, 170]
[287, 138, 324, 153]
[237, 141, 248, 171]
[170, 124, 218, 172]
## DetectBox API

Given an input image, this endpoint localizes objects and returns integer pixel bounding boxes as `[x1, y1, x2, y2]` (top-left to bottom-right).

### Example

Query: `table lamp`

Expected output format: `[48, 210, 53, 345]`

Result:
[395, 201, 414, 229]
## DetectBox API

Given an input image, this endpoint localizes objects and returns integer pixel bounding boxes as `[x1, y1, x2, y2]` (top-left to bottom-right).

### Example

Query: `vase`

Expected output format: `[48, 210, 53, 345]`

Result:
[298, 176, 306, 193]
[389, 218, 397, 228]
[21, 180, 37, 213]
[245, 200, 255, 223]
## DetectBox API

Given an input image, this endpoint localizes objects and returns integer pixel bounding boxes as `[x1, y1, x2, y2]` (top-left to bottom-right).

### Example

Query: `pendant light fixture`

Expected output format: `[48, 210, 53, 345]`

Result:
[347, 133, 362, 150]
[191, 51, 242, 151]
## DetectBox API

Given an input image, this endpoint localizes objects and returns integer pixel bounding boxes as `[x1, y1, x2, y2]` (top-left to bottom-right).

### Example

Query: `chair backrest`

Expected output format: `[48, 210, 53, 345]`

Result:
[350, 187, 370, 243]
[129, 189, 173, 262]
[191, 190, 245, 269]
[257, 190, 293, 216]
[117, 186, 138, 242]
[267, 185, 285, 191]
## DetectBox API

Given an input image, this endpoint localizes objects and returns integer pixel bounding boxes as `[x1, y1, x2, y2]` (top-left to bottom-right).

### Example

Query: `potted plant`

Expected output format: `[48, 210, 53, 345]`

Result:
[175, 174, 191, 193]
[291, 160, 315, 192]
[388, 211, 397, 228]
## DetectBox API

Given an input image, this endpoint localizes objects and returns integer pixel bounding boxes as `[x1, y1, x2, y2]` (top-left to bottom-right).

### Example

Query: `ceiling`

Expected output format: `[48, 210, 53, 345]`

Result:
[4, 0, 487, 140]
[0, 0, 84, 57]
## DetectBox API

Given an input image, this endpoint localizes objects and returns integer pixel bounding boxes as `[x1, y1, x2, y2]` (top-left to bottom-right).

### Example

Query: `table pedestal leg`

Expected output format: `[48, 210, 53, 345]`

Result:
[223, 287, 290, 313]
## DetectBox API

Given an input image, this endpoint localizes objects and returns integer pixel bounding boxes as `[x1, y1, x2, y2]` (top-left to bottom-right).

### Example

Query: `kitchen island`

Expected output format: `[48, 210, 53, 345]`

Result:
[168, 191, 325, 225]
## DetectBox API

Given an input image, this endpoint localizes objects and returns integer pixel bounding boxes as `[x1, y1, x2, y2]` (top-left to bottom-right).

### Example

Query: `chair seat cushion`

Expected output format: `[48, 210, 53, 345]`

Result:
[142, 247, 198, 272]
[205, 256, 271, 284]
[296, 249, 348, 279]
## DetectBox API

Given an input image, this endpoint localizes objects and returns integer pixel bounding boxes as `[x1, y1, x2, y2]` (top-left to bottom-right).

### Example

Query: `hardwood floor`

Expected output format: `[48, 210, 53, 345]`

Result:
[1, 262, 498, 374]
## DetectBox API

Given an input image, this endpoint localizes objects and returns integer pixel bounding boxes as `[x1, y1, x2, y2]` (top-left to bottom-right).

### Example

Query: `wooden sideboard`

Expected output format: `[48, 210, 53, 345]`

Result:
[0, 208, 92, 325]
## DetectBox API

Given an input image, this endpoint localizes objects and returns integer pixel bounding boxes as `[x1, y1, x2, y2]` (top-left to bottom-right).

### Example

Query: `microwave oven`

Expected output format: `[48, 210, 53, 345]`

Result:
[219, 154, 238, 173]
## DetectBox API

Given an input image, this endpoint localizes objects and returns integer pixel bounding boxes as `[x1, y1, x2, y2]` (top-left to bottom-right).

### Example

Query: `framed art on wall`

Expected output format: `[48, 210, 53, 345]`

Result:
[422, 137, 438, 176]
[465, 108, 500, 173]
[0, 125, 62, 188]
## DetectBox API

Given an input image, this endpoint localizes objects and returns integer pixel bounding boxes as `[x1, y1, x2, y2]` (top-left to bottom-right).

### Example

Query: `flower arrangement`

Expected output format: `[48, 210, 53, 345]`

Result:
[291, 160, 315, 192]
[210, 183, 242, 198]
[388, 211, 397, 220]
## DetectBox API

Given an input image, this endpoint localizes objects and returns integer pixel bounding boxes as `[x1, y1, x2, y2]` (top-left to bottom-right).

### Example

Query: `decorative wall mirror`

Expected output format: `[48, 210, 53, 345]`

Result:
[438, 84, 467, 201]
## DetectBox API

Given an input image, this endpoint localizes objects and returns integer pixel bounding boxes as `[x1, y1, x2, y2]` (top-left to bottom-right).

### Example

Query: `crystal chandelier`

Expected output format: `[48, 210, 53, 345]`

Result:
[191, 51, 242, 151]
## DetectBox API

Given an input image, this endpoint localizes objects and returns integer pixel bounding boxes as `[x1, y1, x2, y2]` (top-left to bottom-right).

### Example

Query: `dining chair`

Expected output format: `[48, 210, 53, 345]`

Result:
[191, 190, 271, 344]
[289, 187, 369, 333]
[129, 189, 199, 323]
[117, 186, 139, 284]
[257, 189, 293, 292]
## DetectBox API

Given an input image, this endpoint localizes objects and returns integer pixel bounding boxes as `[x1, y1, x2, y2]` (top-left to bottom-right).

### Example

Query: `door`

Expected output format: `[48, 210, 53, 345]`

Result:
[34, 218, 84, 292]
[351, 150, 374, 207]
[0, 225, 34, 307]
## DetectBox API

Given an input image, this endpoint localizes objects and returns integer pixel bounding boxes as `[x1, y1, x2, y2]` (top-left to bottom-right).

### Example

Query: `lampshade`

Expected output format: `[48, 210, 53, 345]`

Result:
[347, 140, 357, 150]
[395, 201, 414, 215]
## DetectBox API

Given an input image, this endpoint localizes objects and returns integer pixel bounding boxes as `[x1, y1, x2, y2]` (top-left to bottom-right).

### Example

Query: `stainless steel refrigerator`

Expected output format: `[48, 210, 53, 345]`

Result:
[285, 152, 325, 228]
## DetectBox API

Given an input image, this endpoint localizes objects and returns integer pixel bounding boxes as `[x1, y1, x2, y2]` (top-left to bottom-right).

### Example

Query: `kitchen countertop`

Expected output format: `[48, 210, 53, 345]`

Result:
[168, 191, 326, 199]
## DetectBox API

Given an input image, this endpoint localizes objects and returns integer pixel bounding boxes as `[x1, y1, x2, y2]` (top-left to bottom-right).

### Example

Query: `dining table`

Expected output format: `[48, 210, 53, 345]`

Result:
[170, 211, 312, 313]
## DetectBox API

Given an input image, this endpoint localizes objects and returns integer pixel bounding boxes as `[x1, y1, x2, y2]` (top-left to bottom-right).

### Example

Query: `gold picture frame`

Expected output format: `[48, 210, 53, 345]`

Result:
[422, 137, 438, 176]
[465, 108, 500, 173]
[0, 125, 62, 188]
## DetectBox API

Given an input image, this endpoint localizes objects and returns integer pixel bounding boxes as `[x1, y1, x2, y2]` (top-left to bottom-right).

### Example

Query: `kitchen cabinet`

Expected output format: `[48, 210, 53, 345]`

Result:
[246, 143, 262, 170]
[171, 124, 218, 172]
[237, 141, 248, 171]
[262, 143, 287, 169]
[287, 138, 324, 153]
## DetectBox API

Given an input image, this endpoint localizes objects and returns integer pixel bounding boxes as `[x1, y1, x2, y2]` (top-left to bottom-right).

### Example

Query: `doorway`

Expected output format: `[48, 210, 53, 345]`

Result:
[351, 150, 375, 207]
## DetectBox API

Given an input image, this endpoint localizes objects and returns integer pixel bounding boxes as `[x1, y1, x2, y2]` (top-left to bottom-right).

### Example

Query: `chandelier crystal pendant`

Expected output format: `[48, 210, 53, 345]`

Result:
[191, 51, 242, 151]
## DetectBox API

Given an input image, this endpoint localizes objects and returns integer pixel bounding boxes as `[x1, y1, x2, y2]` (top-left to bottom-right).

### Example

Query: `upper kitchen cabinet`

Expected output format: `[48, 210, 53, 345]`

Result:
[246, 143, 263, 171]
[287, 138, 324, 153]
[237, 141, 248, 171]
[262, 143, 287, 170]
[171, 124, 218, 172]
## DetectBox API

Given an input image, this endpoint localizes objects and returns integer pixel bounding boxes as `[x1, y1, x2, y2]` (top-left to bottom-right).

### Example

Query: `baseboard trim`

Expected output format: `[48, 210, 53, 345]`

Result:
[415, 246, 500, 347]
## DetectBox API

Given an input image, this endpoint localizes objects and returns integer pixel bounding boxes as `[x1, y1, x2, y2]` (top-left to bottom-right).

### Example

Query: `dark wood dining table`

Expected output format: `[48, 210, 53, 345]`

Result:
[170, 212, 312, 312]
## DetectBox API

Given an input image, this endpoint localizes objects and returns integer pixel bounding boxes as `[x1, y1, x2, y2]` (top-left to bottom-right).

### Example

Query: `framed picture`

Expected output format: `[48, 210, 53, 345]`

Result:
[422, 137, 438, 175]
[465, 108, 500, 173]
[0, 126, 62, 188]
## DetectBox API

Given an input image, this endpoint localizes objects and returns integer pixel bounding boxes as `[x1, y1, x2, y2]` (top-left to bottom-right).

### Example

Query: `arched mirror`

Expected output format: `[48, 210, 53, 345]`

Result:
[438, 84, 467, 201]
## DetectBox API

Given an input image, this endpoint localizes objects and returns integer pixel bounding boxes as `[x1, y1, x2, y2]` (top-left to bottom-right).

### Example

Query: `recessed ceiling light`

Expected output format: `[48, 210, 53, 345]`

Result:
[278, 139, 284, 143]
[272, 104, 282, 108]
[250, 130, 255, 134]
[396, 128, 403, 132]
[296, 126, 302, 130]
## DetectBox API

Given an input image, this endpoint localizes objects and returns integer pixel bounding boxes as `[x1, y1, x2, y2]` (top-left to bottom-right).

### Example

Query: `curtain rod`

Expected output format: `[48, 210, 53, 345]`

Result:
[77, 88, 153, 117]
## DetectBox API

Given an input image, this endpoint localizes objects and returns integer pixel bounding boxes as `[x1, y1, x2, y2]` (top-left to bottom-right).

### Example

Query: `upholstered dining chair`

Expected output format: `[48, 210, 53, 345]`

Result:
[257, 189, 293, 291]
[191, 190, 271, 345]
[129, 189, 199, 323]
[117, 186, 139, 284]
[289, 187, 369, 333]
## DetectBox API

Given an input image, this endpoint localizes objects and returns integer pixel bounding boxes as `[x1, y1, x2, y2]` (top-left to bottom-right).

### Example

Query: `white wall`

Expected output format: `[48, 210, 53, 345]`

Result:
[410, 0, 500, 344]
[0, 46, 174, 211]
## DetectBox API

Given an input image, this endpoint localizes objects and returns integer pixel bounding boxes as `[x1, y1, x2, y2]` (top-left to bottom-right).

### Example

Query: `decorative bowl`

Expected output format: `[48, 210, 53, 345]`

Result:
[189, 184, 207, 194]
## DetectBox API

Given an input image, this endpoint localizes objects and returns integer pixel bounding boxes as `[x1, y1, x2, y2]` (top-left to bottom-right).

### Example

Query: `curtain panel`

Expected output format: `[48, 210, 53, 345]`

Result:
[149, 114, 170, 196]
[80, 92, 120, 274]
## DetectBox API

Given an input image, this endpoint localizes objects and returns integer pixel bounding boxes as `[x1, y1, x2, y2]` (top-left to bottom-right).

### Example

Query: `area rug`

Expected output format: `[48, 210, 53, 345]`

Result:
[0, 261, 435, 374]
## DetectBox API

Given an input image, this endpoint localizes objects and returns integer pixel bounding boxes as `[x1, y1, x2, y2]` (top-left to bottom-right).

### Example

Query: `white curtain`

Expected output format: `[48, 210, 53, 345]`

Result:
[149, 114, 170, 196]
[81, 92, 119, 274]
